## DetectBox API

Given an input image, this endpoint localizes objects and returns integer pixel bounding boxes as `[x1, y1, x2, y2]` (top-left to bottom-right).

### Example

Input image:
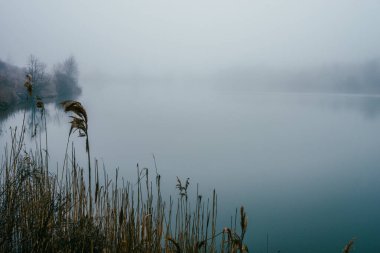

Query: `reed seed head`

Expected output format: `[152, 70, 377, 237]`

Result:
[61, 100, 89, 152]
[24, 74, 33, 96]
[36, 97, 44, 109]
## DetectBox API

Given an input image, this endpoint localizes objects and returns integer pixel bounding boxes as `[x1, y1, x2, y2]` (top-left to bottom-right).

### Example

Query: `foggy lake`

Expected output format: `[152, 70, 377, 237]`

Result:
[1, 82, 380, 253]
[2, 0, 380, 251]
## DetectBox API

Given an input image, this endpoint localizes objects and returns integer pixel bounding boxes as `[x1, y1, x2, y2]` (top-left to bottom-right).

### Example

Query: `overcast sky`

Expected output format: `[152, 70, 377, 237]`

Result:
[1, 0, 380, 78]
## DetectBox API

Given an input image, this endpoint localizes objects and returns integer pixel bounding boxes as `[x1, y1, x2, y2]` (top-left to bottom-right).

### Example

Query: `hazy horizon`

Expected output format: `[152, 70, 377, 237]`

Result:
[1, 0, 380, 83]
[1, 1, 380, 252]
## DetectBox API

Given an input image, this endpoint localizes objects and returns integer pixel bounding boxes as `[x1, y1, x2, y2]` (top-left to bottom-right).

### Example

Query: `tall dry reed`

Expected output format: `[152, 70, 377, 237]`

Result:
[0, 83, 250, 252]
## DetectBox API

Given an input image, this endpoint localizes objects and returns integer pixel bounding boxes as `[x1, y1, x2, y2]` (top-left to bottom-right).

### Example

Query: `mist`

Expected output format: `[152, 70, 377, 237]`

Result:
[1, 0, 380, 88]
[1, 1, 380, 252]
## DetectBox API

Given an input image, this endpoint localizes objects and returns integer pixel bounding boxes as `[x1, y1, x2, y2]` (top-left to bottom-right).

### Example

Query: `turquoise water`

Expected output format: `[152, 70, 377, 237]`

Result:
[1, 82, 380, 252]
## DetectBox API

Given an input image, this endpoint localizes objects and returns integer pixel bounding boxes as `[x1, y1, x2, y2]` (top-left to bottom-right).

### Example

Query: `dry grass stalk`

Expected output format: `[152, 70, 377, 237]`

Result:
[61, 100, 93, 215]
[343, 238, 355, 253]
[0, 86, 249, 252]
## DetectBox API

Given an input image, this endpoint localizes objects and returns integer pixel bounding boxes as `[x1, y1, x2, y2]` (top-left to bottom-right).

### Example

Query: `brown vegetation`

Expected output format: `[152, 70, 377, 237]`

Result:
[0, 56, 81, 110]
[0, 81, 249, 252]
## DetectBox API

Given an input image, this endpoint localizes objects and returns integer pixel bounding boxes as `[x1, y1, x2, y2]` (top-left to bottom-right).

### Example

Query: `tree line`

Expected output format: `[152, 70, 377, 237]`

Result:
[0, 55, 81, 109]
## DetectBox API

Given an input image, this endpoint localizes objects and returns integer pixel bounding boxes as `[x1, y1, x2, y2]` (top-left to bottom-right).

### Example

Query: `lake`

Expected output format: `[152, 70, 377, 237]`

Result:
[1, 81, 380, 252]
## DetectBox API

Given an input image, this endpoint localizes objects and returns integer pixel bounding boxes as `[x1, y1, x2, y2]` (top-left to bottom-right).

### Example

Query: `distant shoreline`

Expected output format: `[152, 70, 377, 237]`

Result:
[0, 56, 81, 112]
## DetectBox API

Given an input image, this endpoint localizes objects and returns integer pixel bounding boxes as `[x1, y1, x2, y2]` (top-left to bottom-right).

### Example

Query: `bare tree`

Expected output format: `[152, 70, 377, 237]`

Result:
[26, 55, 48, 95]
[62, 56, 78, 82]
[27, 55, 46, 84]
[54, 56, 81, 98]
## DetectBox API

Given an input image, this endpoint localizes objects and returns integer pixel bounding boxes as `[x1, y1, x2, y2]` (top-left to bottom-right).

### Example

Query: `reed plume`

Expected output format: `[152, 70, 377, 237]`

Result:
[24, 74, 33, 96]
[35, 96, 44, 109]
[0, 82, 249, 252]
[61, 100, 92, 215]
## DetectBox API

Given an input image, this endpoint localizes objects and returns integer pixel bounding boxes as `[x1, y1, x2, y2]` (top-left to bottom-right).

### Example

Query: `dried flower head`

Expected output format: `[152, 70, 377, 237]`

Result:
[24, 74, 33, 96]
[61, 100, 89, 152]
[36, 96, 44, 109]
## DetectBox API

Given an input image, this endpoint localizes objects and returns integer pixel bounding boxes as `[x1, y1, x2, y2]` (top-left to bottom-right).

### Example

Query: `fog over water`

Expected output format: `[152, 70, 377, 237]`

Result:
[2, 0, 380, 81]
[1, 1, 380, 252]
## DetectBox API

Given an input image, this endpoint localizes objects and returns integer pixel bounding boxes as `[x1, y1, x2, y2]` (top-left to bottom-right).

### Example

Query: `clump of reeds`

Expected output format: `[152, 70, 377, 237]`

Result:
[0, 134, 248, 252]
[219, 206, 249, 253]
[0, 90, 249, 252]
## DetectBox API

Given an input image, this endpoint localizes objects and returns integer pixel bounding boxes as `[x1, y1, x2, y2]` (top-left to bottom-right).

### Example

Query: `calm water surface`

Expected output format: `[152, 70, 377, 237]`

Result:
[1, 81, 380, 252]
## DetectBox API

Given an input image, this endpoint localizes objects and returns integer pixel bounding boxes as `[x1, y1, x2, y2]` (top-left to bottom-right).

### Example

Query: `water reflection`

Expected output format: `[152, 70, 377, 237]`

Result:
[272, 92, 380, 120]
[0, 95, 77, 137]
[293, 93, 380, 120]
[1, 87, 380, 252]
[2, 91, 380, 132]
[331, 94, 380, 119]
